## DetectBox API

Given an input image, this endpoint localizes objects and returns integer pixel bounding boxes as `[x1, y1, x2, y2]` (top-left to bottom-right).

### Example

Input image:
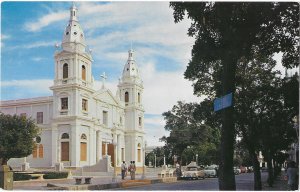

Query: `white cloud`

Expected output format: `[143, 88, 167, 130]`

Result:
[141, 62, 202, 115]
[5, 40, 58, 51]
[24, 11, 68, 32]
[1, 34, 10, 40]
[1, 79, 51, 87]
[1, 34, 11, 48]
[80, 2, 194, 68]
[1, 79, 53, 100]
[32, 57, 45, 61]
[144, 116, 165, 127]
[25, 41, 58, 49]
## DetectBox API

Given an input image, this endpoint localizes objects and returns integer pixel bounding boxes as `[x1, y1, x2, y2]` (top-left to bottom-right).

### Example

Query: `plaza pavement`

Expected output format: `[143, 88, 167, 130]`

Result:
[12, 170, 291, 191]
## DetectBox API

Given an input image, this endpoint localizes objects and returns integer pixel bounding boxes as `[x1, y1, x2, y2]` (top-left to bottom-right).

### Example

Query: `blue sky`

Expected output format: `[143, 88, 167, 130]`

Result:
[1, 1, 201, 146]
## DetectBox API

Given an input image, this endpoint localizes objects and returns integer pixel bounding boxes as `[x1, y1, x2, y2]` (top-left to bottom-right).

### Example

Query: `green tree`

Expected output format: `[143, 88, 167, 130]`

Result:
[234, 55, 298, 188]
[0, 113, 40, 165]
[162, 101, 220, 166]
[170, 2, 299, 190]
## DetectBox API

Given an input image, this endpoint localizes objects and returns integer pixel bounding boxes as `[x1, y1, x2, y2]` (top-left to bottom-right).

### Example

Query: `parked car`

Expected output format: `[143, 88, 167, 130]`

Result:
[181, 162, 205, 180]
[240, 166, 247, 173]
[233, 167, 241, 175]
[204, 166, 217, 178]
[261, 167, 268, 172]
[247, 166, 253, 173]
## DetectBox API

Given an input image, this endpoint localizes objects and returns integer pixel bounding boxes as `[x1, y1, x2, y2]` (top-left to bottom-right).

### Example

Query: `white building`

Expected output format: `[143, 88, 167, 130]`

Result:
[0, 4, 145, 170]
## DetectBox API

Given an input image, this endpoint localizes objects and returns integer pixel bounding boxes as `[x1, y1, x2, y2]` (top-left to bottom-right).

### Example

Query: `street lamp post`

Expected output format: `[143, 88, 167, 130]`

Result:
[141, 141, 147, 179]
[112, 139, 117, 182]
[155, 154, 157, 168]
[196, 154, 198, 166]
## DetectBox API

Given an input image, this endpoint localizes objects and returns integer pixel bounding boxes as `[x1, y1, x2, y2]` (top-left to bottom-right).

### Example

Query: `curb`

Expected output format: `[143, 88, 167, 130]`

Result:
[46, 177, 177, 190]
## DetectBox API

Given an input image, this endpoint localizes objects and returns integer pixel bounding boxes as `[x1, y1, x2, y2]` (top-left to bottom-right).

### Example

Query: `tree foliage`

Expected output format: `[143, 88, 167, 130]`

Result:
[170, 2, 299, 190]
[0, 113, 40, 165]
[162, 101, 220, 165]
[234, 55, 298, 188]
[170, 2, 299, 98]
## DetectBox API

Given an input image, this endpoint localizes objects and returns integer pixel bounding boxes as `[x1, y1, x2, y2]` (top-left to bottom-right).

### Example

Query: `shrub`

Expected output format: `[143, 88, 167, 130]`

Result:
[43, 172, 68, 179]
[13, 173, 32, 181]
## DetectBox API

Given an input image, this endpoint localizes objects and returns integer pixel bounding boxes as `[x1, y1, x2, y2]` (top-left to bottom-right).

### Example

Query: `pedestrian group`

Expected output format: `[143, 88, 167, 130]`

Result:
[121, 160, 136, 180]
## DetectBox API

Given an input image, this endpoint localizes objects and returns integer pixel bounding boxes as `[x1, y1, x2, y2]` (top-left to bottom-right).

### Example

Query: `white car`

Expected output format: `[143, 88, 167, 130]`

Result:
[204, 166, 217, 177]
[181, 162, 205, 180]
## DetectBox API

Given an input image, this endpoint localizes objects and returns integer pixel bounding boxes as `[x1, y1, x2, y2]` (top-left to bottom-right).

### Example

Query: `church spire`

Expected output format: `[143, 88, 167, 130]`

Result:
[70, 2, 78, 22]
[61, 2, 86, 53]
[122, 48, 141, 82]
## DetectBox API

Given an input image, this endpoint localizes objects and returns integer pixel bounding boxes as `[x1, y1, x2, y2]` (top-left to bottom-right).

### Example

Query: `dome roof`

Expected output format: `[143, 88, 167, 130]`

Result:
[61, 4, 86, 53]
[122, 49, 141, 80]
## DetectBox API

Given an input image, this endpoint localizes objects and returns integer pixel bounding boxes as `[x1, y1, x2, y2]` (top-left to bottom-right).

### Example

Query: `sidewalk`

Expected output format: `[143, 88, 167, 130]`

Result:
[262, 173, 289, 191]
[13, 172, 174, 190]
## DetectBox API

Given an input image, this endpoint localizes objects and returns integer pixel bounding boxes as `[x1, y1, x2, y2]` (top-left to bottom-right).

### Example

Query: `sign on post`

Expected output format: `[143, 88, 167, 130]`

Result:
[214, 93, 233, 112]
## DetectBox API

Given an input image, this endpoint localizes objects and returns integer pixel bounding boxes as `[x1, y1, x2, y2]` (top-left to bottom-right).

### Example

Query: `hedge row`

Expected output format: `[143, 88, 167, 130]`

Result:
[13, 172, 68, 181]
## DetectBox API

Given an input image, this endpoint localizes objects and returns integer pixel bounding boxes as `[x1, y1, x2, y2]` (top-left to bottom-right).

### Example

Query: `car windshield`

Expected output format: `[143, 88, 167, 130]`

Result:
[187, 167, 198, 171]
[205, 167, 214, 170]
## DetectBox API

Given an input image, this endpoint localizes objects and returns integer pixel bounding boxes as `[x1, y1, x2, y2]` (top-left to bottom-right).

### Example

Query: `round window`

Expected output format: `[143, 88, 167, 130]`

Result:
[36, 136, 41, 143]
[66, 32, 69, 35]
[74, 32, 77, 35]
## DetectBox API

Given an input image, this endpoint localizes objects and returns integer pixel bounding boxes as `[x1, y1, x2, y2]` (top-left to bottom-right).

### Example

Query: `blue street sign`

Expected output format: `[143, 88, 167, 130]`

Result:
[214, 93, 233, 112]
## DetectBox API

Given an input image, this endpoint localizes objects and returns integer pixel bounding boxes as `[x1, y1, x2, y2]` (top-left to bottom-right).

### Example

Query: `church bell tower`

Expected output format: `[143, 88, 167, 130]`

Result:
[50, 3, 94, 118]
[49, 4, 95, 167]
[118, 49, 145, 166]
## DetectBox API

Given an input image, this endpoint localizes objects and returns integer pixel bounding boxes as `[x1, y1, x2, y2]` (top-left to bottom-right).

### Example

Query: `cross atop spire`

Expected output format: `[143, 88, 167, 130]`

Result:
[100, 72, 107, 88]
[70, 2, 78, 21]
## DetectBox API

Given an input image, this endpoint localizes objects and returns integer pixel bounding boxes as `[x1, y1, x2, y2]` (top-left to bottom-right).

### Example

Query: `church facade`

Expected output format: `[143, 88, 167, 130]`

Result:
[0, 4, 145, 169]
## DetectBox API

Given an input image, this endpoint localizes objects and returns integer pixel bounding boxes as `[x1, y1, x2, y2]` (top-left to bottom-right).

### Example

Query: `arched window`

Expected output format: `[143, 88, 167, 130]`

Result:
[32, 144, 38, 158]
[61, 133, 69, 139]
[139, 117, 142, 127]
[63, 63, 68, 79]
[138, 93, 141, 103]
[38, 144, 44, 158]
[61, 133, 70, 161]
[82, 65, 86, 81]
[33, 137, 44, 159]
[125, 92, 129, 103]
[81, 134, 87, 140]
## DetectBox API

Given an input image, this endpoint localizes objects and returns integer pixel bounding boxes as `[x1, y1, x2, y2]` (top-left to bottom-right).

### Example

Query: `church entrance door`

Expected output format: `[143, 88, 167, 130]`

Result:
[108, 144, 115, 167]
[61, 142, 69, 161]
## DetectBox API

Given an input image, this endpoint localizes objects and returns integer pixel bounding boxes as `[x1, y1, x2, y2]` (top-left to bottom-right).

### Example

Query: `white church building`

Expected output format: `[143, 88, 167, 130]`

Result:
[0, 4, 146, 171]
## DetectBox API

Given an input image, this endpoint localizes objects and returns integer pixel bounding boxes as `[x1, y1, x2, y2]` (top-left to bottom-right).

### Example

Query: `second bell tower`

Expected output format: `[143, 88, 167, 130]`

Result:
[118, 49, 145, 166]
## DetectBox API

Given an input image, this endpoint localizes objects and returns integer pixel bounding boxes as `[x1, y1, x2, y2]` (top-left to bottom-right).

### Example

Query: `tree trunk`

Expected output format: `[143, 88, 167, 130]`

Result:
[266, 151, 274, 187]
[0, 158, 8, 165]
[250, 150, 262, 190]
[218, 54, 237, 190]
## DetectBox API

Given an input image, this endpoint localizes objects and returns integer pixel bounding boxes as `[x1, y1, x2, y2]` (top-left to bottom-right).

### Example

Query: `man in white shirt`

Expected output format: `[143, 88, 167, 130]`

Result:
[121, 161, 127, 180]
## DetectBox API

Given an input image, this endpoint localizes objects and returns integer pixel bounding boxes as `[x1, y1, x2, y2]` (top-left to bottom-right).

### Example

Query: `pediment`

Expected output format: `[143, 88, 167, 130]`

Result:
[93, 88, 121, 106]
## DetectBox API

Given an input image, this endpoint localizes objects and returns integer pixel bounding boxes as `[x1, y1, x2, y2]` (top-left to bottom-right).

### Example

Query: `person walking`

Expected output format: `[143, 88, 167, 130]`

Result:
[129, 161, 136, 180]
[132, 161, 136, 180]
[121, 161, 127, 180]
[287, 161, 298, 190]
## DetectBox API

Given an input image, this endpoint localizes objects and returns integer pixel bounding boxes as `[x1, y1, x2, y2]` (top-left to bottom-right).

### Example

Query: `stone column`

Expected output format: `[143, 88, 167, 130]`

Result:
[55, 134, 64, 171]
[96, 131, 101, 161]
[21, 157, 30, 171]
[105, 142, 108, 156]
[117, 134, 120, 165]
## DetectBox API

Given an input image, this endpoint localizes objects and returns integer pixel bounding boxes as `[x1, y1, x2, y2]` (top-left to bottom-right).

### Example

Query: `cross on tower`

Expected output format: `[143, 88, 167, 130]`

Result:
[100, 72, 107, 89]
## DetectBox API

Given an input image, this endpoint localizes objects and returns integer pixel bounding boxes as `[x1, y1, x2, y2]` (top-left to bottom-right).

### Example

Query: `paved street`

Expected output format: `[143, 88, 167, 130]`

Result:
[114, 172, 268, 191]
